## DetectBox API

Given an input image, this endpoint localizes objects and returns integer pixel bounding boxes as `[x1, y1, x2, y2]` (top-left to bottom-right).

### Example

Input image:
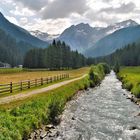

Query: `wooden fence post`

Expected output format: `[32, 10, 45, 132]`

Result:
[46, 78, 48, 84]
[35, 79, 37, 86]
[20, 81, 22, 91]
[50, 77, 52, 83]
[54, 76, 56, 81]
[28, 80, 30, 89]
[10, 82, 12, 93]
[41, 78, 43, 85]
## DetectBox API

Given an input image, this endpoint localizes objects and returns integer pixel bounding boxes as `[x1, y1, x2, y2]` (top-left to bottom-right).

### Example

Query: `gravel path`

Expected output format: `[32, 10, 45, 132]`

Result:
[0, 75, 87, 105]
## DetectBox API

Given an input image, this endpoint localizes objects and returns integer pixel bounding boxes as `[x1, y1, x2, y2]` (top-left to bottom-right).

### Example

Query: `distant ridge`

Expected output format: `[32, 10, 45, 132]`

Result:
[57, 20, 138, 53]
[0, 12, 49, 48]
[85, 25, 140, 57]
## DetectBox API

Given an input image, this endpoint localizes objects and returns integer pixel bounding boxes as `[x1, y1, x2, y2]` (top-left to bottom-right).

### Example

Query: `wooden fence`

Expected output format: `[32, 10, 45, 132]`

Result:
[0, 73, 69, 94]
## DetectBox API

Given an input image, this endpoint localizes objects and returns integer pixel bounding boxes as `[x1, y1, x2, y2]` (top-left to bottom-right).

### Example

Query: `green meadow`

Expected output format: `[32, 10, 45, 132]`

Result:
[118, 67, 140, 98]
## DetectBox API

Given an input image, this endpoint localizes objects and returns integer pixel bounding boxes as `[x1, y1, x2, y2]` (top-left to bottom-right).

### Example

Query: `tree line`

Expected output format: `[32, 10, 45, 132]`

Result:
[91, 42, 140, 66]
[23, 40, 88, 69]
[0, 28, 35, 67]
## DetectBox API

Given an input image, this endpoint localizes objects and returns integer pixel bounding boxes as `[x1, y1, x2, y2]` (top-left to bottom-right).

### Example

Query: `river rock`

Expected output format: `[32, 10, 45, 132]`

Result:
[40, 132, 47, 139]
[126, 95, 132, 99]
[136, 113, 140, 116]
[72, 116, 75, 120]
[46, 124, 55, 129]
[48, 131, 57, 138]
[129, 126, 140, 130]
[34, 130, 40, 135]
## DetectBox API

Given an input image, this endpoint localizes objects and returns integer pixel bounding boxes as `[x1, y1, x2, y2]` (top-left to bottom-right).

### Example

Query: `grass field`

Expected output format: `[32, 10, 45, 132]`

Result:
[118, 67, 140, 98]
[0, 67, 89, 84]
[0, 68, 22, 74]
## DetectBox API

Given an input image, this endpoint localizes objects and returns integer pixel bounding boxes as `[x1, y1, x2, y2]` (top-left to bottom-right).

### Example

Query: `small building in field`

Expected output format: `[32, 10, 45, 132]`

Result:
[0, 62, 11, 68]
[18, 65, 23, 68]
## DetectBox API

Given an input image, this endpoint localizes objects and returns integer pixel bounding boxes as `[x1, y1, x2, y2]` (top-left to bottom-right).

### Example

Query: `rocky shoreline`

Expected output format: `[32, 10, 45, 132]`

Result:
[29, 124, 60, 140]
[28, 90, 88, 140]
[122, 89, 140, 118]
[123, 90, 140, 107]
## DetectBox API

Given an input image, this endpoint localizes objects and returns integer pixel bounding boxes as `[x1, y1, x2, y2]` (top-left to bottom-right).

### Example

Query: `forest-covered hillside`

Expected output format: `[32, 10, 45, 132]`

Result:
[0, 28, 35, 66]
[92, 41, 140, 66]
[23, 40, 87, 69]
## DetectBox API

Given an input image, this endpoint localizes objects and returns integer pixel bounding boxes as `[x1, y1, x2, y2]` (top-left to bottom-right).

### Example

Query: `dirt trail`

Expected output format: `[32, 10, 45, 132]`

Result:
[0, 74, 87, 105]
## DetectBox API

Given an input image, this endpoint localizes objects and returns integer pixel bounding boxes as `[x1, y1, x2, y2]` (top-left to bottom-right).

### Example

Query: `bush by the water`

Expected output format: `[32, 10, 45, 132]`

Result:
[89, 63, 110, 87]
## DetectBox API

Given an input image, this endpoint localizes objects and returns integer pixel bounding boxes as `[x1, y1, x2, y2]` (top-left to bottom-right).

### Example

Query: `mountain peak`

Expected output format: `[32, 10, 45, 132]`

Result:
[75, 23, 91, 28]
[111, 19, 138, 28]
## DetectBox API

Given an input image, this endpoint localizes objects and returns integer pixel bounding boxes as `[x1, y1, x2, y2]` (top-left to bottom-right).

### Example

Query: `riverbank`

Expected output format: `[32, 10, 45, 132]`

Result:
[30, 71, 140, 140]
[0, 64, 110, 140]
[118, 67, 140, 105]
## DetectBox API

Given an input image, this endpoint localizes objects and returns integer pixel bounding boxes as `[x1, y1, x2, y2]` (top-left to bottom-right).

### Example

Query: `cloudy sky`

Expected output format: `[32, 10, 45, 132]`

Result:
[0, 0, 140, 34]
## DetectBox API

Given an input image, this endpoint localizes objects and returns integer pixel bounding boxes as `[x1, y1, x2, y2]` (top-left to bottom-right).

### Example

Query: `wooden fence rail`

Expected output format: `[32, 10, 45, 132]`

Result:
[0, 73, 69, 94]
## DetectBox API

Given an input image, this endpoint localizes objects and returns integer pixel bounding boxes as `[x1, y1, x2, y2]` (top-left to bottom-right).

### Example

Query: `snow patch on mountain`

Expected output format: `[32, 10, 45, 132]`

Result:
[30, 30, 60, 42]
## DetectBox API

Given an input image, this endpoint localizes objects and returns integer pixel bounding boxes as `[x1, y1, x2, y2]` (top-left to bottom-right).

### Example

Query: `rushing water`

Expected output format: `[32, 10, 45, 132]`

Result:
[47, 71, 140, 140]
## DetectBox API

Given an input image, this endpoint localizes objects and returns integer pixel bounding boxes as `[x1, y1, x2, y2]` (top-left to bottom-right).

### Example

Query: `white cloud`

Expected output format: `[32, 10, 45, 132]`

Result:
[19, 17, 28, 25]
[23, 18, 71, 34]
[13, 0, 49, 11]
[5, 16, 19, 25]
[10, 6, 35, 17]
[100, 2, 136, 14]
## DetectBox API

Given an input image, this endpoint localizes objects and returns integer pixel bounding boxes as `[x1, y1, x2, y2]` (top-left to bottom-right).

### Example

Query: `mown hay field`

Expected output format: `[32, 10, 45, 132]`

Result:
[0, 67, 90, 84]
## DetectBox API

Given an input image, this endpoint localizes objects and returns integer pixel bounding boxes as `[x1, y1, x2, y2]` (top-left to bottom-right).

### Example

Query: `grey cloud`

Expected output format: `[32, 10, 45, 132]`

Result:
[42, 0, 88, 19]
[102, 0, 112, 2]
[100, 2, 136, 14]
[13, 0, 48, 11]
[85, 9, 120, 25]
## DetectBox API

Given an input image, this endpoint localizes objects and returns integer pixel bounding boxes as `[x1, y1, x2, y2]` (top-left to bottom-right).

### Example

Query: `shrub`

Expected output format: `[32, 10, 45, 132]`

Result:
[89, 63, 110, 87]
[113, 61, 120, 73]
[89, 66, 94, 81]
[123, 82, 133, 91]
[132, 86, 140, 98]
[100, 63, 110, 74]
[48, 99, 63, 125]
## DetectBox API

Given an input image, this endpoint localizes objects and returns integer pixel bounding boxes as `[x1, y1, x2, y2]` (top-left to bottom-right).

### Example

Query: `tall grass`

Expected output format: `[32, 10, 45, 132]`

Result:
[118, 67, 140, 98]
[0, 68, 23, 74]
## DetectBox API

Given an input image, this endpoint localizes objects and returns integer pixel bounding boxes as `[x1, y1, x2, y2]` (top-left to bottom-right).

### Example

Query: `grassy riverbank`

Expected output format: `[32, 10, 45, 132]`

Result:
[0, 64, 110, 140]
[118, 67, 140, 98]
